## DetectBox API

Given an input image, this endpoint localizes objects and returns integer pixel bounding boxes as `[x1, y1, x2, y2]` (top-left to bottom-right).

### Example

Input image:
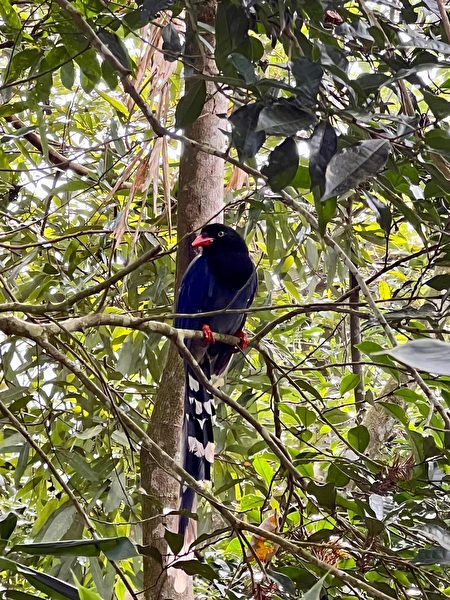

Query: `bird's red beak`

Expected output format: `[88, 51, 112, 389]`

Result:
[192, 234, 214, 247]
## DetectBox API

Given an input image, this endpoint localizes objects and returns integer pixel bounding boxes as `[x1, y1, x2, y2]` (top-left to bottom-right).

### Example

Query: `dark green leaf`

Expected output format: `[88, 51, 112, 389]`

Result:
[340, 373, 360, 395]
[61, 61, 75, 90]
[74, 49, 101, 85]
[425, 274, 450, 291]
[215, 2, 249, 74]
[229, 103, 265, 161]
[0, 513, 17, 541]
[291, 57, 324, 107]
[307, 481, 336, 511]
[309, 121, 338, 195]
[267, 568, 296, 595]
[164, 528, 184, 555]
[363, 191, 392, 234]
[171, 559, 218, 581]
[161, 23, 183, 62]
[262, 137, 299, 192]
[301, 574, 327, 600]
[256, 99, 316, 136]
[228, 53, 257, 84]
[175, 79, 207, 129]
[98, 31, 131, 71]
[13, 537, 136, 560]
[422, 90, 450, 119]
[0, 557, 79, 600]
[322, 140, 390, 200]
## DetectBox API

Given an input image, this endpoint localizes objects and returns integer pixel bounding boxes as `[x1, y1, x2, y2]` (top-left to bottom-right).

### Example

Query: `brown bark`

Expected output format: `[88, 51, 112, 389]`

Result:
[141, 2, 228, 598]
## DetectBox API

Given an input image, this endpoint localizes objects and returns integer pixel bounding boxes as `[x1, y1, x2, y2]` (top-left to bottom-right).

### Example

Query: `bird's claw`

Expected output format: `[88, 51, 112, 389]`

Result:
[202, 324, 215, 345]
[235, 330, 248, 351]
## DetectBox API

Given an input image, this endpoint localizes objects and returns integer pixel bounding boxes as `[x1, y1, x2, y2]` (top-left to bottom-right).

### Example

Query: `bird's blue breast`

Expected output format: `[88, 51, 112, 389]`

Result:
[174, 254, 255, 336]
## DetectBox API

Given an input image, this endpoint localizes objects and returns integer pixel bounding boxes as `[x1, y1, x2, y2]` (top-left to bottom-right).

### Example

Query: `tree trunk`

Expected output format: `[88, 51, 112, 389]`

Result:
[141, 2, 227, 598]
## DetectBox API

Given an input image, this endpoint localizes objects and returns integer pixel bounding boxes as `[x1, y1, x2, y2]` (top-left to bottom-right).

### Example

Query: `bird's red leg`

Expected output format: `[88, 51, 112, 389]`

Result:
[202, 324, 215, 345]
[235, 330, 248, 350]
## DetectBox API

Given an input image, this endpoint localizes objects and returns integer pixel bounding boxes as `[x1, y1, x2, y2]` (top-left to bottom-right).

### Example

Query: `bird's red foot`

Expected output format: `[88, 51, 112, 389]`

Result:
[236, 330, 248, 350]
[202, 324, 215, 345]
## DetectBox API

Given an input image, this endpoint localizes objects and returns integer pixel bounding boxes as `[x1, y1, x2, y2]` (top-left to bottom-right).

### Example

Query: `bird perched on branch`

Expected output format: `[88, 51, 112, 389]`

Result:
[174, 223, 257, 547]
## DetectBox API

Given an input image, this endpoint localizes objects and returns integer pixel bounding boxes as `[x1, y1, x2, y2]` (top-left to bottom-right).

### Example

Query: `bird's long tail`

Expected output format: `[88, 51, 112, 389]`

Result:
[178, 362, 215, 541]
[169, 364, 215, 593]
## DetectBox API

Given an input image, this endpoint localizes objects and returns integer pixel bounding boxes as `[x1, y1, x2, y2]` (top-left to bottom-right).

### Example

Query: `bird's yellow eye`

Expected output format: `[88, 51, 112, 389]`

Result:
[218, 231, 225, 237]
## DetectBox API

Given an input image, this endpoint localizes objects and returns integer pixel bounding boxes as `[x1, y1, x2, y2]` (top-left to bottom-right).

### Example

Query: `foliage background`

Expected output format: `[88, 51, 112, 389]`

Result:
[0, 0, 450, 598]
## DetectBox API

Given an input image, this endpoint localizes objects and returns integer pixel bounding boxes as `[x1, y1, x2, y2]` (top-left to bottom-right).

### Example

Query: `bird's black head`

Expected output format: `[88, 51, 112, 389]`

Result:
[192, 224, 249, 255]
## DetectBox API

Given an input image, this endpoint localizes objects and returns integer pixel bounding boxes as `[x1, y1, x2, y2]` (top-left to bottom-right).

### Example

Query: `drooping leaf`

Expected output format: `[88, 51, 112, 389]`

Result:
[425, 274, 450, 291]
[384, 339, 450, 376]
[13, 537, 136, 560]
[215, 2, 249, 74]
[229, 53, 257, 84]
[171, 559, 218, 581]
[262, 137, 299, 192]
[97, 31, 131, 71]
[301, 574, 328, 600]
[161, 23, 183, 62]
[229, 103, 265, 161]
[422, 90, 450, 119]
[306, 481, 336, 511]
[291, 57, 324, 107]
[175, 79, 206, 129]
[267, 568, 296, 596]
[0, 512, 17, 541]
[256, 99, 316, 136]
[363, 191, 392, 234]
[309, 121, 338, 195]
[422, 524, 450, 550]
[322, 139, 390, 200]
[0, 557, 79, 600]
[340, 373, 361, 395]
[164, 528, 184, 555]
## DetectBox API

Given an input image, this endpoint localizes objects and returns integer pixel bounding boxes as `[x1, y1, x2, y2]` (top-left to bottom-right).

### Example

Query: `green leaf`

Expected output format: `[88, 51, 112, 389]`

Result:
[425, 274, 450, 291]
[229, 103, 265, 161]
[98, 31, 131, 71]
[309, 121, 337, 195]
[347, 425, 370, 453]
[229, 53, 257, 84]
[161, 23, 183, 62]
[175, 79, 207, 129]
[0, 557, 79, 600]
[307, 481, 336, 511]
[301, 574, 328, 600]
[322, 139, 390, 200]
[13, 537, 136, 560]
[384, 339, 450, 376]
[0, 512, 17, 541]
[256, 100, 316, 136]
[253, 455, 274, 488]
[61, 61, 75, 90]
[291, 57, 324, 107]
[171, 559, 218, 581]
[339, 373, 360, 394]
[74, 49, 101, 85]
[262, 137, 299, 192]
[267, 568, 296, 596]
[363, 191, 392, 234]
[164, 529, 184, 555]
[215, 2, 249, 74]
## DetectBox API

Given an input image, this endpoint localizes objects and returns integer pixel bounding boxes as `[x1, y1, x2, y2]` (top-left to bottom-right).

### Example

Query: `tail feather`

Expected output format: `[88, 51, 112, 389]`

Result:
[178, 363, 215, 538]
